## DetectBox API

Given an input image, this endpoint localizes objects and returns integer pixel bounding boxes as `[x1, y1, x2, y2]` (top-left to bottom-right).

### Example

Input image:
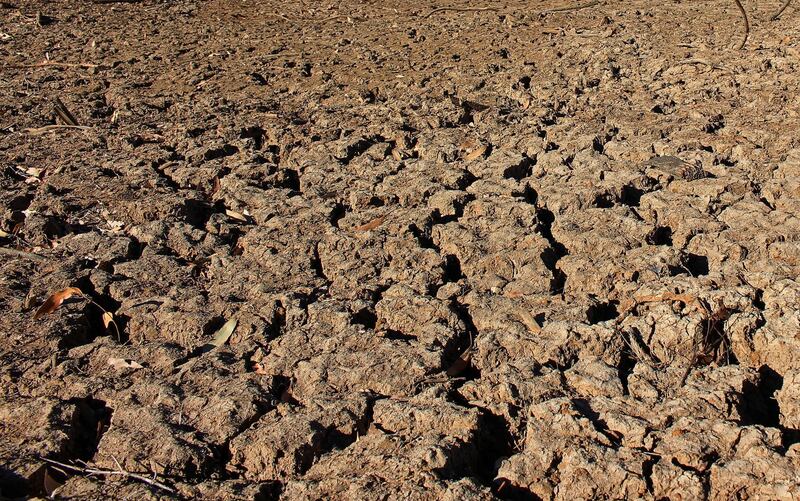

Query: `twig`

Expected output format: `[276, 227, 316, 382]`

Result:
[53, 97, 79, 126]
[424, 6, 499, 18]
[39, 457, 175, 494]
[540, 0, 600, 14]
[0, 246, 47, 262]
[733, 0, 750, 49]
[23, 125, 92, 135]
[771, 0, 793, 20]
[9, 61, 99, 69]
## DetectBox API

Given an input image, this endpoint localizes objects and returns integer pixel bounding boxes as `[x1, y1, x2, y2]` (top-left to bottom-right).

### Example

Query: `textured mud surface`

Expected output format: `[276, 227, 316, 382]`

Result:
[2, 0, 800, 499]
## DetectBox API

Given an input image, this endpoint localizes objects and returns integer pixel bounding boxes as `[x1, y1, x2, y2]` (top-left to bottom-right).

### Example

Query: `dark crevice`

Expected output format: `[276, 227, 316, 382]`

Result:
[738, 366, 782, 430]
[586, 300, 619, 324]
[620, 185, 644, 206]
[536, 207, 568, 294]
[683, 253, 709, 276]
[336, 135, 386, 165]
[351, 306, 377, 330]
[329, 203, 348, 229]
[66, 397, 113, 461]
[646, 226, 673, 246]
[382, 329, 417, 341]
[503, 156, 534, 181]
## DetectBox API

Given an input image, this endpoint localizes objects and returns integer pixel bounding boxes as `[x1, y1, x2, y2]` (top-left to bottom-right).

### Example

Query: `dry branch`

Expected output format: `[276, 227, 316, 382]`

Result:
[40, 457, 174, 494]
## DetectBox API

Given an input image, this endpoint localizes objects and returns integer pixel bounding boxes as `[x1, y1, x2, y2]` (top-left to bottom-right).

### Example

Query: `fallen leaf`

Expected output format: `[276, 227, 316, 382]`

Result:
[464, 144, 487, 162]
[43, 467, 63, 496]
[446, 350, 472, 377]
[353, 216, 385, 232]
[225, 209, 249, 222]
[34, 287, 84, 319]
[210, 318, 238, 348]
[101, 312, 114, 329]
[253, 361, 269, 375]
[0, 228, 9, 238]
[107, 357, 143, 370]
[391, 148, 403, 161]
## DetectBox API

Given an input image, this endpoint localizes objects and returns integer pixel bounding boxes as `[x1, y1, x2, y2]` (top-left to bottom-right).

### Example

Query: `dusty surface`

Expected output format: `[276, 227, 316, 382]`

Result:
[2, 0, 800, 499]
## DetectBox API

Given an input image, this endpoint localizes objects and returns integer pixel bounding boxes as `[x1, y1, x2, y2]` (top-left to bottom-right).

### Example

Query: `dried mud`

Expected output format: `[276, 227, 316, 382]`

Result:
[2, 0, 800, 499]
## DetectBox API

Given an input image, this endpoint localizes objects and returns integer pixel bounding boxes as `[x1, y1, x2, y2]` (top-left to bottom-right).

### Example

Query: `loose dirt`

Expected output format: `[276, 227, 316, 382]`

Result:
[2, 0, 800, 499]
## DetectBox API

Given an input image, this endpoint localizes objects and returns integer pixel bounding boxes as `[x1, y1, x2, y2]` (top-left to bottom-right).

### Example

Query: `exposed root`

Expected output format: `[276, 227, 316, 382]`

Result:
[733, 0, 750, 49]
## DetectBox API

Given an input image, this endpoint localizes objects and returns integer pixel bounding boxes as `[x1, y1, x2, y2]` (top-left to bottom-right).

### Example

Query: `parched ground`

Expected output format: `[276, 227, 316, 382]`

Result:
[2, 0, 800, 499]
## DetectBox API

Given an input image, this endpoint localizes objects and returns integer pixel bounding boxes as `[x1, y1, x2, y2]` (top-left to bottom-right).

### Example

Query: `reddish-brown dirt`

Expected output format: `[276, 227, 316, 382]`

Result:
[2, 0, 800, 499]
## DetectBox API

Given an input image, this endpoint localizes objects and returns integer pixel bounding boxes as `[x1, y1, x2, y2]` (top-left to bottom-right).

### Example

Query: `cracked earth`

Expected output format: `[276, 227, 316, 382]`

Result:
[2, 0, 800, 499]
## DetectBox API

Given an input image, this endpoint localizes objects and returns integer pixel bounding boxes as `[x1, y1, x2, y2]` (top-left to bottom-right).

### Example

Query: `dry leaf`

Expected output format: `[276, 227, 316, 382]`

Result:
[107, 357, 143, 370]
[210, 318, 238, 347]
[464, 145, 487, 162]
[225, 209, 249, 222]
[253, 361, 269, 375]
[391, 148, 403, 161]
[101, 312, 114, 329]
[33, 287, 84, 319]
[43, 467, 63, 496]
[446, 350, 472, 377]
[0, 228, 9, 238]
[353, 216, 385, 232]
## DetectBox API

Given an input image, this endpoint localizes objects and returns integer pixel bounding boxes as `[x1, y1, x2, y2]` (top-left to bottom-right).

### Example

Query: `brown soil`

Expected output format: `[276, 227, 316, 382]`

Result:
[2, 0, 800, 499]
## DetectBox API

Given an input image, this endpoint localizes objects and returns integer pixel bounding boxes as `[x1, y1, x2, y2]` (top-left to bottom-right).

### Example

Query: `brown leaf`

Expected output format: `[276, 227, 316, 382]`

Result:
[353, 216, 385, 232]
[446, 350, 472, 377]
[33, 287, 83, 319]
[101, 311, 114, 329]
[253, 361, 269, 375]
[464, 144, 487, 162]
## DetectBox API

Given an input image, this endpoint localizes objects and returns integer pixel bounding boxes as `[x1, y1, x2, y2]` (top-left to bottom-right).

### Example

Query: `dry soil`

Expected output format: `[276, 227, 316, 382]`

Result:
[2, 0, 800, 499]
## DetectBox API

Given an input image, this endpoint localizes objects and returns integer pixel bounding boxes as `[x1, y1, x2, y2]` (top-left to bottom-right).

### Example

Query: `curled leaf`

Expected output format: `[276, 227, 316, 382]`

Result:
[34, 287, 83, 319]
[101, 311, 114, 329]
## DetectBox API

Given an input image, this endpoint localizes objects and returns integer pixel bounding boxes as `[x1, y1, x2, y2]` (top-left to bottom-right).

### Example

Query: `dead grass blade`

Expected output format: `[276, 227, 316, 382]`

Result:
[771, 0, 793, 20]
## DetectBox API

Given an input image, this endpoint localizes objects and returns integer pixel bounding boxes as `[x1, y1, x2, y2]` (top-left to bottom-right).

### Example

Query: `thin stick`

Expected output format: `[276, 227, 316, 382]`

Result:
[24, 125, 92, 135]
[733, 0, 750, 50]
[424, 6, 499, 18]
[9, 61, 99, 69]
[0, 247, 47, 262]
[771, 0, 793, 20]
[541, 0, 600, 14]
[39, 457, 174, 494]
[53, 97, 79, 126]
